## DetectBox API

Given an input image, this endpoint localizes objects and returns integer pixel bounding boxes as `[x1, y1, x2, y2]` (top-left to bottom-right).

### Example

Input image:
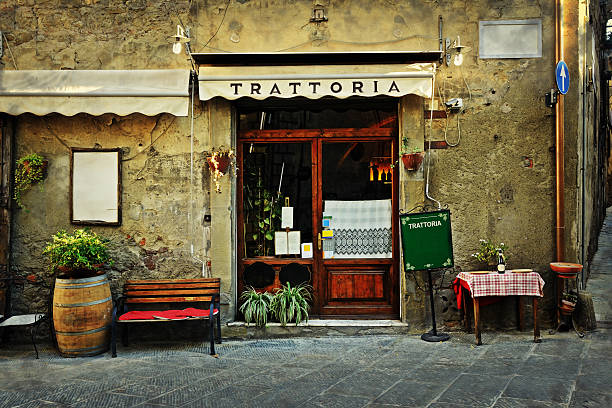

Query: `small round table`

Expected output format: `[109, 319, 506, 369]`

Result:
[550, 262, 582, 335]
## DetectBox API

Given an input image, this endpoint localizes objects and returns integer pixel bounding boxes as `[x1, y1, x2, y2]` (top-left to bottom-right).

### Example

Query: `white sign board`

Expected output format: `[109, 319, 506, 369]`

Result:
[72, 150, 121, 225]
[479, 19, 542, 59]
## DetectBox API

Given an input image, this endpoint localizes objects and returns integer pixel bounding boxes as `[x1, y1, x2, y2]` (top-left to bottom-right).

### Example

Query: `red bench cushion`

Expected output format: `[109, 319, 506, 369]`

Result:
[119, 307, 219, 321]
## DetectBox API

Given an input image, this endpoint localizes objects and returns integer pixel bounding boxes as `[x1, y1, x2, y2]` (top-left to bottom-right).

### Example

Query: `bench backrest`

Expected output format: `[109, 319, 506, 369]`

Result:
[123, 278, 220, 305]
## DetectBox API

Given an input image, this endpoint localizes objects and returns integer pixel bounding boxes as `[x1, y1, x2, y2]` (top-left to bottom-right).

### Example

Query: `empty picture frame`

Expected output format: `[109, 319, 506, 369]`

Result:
[71, 148, 121, 225]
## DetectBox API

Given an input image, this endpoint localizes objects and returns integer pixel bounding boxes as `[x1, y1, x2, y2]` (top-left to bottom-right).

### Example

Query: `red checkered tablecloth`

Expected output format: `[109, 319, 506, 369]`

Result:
[457, 271, 545, 298]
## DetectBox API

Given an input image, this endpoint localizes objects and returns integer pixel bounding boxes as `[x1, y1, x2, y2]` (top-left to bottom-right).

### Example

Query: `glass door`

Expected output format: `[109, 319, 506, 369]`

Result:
[316, 137, 398, 318]
[236, 100, 399, 319]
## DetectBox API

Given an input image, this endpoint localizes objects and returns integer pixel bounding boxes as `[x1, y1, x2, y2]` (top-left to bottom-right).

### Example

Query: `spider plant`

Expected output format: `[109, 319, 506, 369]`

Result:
[239, 287, 274, 327]
[270, 282, 312, 327]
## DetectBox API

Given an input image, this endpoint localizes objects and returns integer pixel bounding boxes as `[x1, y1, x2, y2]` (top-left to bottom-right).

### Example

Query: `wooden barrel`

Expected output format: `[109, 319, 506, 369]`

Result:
[53, 274, 112, 357]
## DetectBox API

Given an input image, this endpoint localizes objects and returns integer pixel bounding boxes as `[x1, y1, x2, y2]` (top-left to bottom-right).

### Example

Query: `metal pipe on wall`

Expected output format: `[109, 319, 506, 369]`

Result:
[555, 0, 565, 262]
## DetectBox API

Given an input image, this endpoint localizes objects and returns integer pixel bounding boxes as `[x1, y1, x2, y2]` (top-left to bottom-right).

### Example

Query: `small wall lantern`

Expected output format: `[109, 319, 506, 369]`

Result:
[310, 5, 327, 23]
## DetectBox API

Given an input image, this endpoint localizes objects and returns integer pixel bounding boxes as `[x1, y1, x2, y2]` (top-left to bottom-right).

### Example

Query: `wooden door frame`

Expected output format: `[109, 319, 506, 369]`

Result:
[236, 128, 399, 318]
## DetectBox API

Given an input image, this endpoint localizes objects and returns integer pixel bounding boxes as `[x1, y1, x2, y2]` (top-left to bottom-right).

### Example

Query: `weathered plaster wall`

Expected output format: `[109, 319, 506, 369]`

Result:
[2, 0, 598, 330]
[9, 111, 215, 317]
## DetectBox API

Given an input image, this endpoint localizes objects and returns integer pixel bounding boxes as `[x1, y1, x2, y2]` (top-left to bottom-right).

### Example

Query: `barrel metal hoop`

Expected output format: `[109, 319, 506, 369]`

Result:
[55, 280, 109, 289]
[55, 275, 108, 285]
[53, 296, 112, 308]
[54, 325, 110, 336]
[60, 344, 107, 354]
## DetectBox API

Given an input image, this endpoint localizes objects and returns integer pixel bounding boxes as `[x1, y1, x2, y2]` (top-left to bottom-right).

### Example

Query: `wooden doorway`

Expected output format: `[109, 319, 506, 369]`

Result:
[237, 126, 399, 318]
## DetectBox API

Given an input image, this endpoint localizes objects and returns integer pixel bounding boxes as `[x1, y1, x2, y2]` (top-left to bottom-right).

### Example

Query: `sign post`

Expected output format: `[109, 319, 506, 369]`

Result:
[400, 210, 454, 342]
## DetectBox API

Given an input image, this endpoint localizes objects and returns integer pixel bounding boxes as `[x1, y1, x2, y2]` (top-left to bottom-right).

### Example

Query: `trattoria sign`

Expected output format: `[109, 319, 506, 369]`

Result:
[198, 64, 435, 101]
[399, 210, 454, 271]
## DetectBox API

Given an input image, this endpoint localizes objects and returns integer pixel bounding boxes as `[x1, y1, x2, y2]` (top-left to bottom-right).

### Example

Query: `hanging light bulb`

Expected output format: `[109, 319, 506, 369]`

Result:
[454, 52, 464, 66]
[450, 35, 471, 66]
[168, 24, 190, 55]
[172, 41, 182, 54]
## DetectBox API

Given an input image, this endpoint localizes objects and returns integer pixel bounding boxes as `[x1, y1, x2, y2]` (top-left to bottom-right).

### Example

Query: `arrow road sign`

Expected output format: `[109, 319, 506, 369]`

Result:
[556, 61, 569, 95]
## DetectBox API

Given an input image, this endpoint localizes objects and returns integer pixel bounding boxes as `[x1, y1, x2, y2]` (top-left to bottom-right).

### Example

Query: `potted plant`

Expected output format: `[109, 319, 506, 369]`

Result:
[206, 147, 235, 193]
[270, 282, 312, 327]
[43, 229, 113, 279]
[239, 287, 274, 327]
[14, 153, 48, 209]
[401, 147, 425, 171]
[43, 229, 114, 357]
[471, 239, 508, 269]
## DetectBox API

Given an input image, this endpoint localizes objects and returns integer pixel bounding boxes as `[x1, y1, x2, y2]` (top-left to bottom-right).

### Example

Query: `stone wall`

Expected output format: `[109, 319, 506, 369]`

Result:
[1, 0, 604, 331]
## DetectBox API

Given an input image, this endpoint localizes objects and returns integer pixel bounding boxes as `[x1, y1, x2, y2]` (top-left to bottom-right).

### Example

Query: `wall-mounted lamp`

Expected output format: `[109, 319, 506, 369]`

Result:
[168, 25, 190, 55]
[310, 4, 328, 22]
[447, 36, 472, 66]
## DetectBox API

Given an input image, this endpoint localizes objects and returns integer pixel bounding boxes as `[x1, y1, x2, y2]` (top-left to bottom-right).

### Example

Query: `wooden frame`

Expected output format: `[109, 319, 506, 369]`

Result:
[70, 148, 122, 226]
[237, 127, 399, 318]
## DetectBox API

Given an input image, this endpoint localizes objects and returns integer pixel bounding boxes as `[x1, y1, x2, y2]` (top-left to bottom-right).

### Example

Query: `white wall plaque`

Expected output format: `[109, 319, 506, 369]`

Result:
[479, 19, 542, 59]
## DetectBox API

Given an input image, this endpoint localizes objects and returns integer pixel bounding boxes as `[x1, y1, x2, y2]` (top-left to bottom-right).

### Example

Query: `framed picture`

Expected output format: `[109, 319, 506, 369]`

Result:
[70, 148, 121, 225]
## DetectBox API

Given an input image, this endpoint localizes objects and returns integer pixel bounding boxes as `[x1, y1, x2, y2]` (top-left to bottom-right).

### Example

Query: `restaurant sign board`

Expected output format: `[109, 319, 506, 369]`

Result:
[400, 210, 454, 271]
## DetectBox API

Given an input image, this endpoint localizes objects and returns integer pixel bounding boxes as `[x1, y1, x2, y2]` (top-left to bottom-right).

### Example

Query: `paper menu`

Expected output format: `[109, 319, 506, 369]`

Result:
[274, 231, 288, 255]
[275, 230, 301, 255]
[287, 231, 301, 255]
[301, 243, 313, 258]
[281, 207, 294, 229]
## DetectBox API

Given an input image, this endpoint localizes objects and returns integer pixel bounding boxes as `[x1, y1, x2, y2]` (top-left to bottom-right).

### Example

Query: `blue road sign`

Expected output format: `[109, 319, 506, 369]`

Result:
[556, 61, 569, 95]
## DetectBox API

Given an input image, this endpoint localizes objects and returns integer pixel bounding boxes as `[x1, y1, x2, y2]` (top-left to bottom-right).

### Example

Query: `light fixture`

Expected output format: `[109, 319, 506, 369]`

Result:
[449, 36, 472, 66]
[168, 25, 190, 55]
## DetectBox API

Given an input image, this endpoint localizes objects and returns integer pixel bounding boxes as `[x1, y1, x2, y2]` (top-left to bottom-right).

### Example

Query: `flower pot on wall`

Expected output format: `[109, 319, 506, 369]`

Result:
[401, 152, 424, 170]
[207, 154, 231, 175]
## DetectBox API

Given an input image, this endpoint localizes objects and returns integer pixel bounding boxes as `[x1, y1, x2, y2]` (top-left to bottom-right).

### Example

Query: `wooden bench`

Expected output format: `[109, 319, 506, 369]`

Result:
[111, 278, 221, 357]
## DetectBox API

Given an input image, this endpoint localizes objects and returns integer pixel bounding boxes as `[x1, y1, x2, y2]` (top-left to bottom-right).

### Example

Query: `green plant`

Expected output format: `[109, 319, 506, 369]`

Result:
[270, 282, 312, 327]
[471, 239, 508, 265]
[43, 229, 113, 277]
[400, 137, 423, 154]
[14, 153, 47, 209]
[562, 291, 578, 304]
[239, 287, 274, 327]
[244, 170, 282, 256]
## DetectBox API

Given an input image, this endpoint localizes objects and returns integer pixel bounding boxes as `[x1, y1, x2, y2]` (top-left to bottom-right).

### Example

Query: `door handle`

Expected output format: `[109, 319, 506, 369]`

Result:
[318, 233, 322, 251]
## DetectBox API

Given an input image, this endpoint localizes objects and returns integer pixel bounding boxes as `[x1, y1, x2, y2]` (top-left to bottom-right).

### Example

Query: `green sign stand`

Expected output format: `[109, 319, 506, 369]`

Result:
[400, 210, 454, 271]
[400, 209, 454, 342]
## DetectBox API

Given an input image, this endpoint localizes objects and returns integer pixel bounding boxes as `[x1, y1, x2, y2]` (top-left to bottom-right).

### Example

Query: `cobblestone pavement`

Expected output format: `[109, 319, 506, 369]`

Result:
[1, 328, 610, 408]
[587, 206, 612, 323]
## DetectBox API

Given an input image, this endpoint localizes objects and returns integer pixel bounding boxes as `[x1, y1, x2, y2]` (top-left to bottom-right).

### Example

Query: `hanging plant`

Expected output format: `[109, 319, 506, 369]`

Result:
[206, 147, 235, 193]
[14, 153, 48, 210]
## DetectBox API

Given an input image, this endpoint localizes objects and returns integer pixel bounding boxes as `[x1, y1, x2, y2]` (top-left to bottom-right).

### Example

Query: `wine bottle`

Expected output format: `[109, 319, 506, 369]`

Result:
[497, 250, 506, 274]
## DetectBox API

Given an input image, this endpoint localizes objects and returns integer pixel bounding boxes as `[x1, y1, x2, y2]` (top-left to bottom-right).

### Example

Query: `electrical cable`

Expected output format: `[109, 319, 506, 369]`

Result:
[187, 70, 208, 276]
[2, 33, 18, 70]
[425, 65, 442, 209]
[200, 0, 231, 50]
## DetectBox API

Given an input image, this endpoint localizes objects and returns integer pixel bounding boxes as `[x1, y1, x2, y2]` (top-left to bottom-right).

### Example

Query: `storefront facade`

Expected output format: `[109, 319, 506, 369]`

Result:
[0, 0, 609, 332]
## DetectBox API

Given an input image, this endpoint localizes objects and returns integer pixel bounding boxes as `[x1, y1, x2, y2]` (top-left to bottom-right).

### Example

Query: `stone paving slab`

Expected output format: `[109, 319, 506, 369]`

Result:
[1, 328, 610, 408]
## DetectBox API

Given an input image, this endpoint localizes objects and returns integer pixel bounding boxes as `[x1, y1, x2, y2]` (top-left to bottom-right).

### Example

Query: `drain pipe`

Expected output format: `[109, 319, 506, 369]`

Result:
[555, 0, 565, 262]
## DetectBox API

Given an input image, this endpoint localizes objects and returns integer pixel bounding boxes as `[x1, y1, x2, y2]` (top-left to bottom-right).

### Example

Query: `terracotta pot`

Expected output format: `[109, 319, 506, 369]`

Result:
[56, 265, 102, 279]
[401, 152, 424, 170]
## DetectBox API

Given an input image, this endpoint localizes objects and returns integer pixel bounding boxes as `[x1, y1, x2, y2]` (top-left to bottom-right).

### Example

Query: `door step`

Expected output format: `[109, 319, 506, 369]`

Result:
[225, 319, 410, 339]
